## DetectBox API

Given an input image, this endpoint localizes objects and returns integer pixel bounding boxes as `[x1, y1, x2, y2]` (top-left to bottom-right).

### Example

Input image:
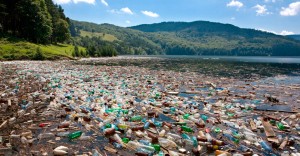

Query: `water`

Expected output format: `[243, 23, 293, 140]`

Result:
[124, 55, 300, 64]
[128, 55, 300, 64]
[78, 56, 300, 80]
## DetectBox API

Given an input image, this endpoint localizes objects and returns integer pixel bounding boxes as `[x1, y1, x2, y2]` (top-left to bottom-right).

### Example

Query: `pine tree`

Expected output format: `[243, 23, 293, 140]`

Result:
[17, 0, 52, 43]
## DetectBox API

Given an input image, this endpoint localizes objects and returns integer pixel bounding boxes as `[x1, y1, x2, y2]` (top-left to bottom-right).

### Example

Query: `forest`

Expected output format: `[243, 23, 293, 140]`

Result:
[72, 20, 300, 56]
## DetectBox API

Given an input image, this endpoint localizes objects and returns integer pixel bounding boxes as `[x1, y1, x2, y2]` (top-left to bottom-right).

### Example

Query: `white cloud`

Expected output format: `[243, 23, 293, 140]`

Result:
[73, 0, 95, 4]
[53, 0, 72, 4]
[126, 20, 131, 24]
[280, 2, 300, 16]
[264, 0, 276, 3]
[253, 4, 271, 16]
[230, 17, 236, 20]
[227, 0, 243, 9]
[258, 28, 295, 35]
[279, 30, 295, 35]
[108, 9, 120, 14]
[109, 8, 134, 15]
[53, 0, 95, 4]
[121, 7, 133, 15]
[141, 11, 159, 18]
[100, 0, 108, 6]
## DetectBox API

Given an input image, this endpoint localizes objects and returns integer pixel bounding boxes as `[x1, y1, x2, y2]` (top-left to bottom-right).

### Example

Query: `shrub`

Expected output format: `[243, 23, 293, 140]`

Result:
[33, 47, 45, 60]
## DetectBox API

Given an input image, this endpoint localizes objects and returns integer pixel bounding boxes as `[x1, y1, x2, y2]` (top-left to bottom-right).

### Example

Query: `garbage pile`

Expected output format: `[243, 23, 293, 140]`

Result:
[0, 60, 299, 156]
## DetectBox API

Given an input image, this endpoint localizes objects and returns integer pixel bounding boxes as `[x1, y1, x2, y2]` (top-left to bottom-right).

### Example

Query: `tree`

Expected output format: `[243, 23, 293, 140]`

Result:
[69, 22, 78, 37]
[17, 0, 52, 43]
[0, 2, 7, 34]
[45, 0, 71, 43]
[53, 19, 71, 43]
[74, 45, 80, 57]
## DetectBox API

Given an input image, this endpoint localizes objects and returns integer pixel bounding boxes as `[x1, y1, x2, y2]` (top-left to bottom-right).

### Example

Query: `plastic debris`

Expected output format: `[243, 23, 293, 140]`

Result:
[0, 58, 299, 155]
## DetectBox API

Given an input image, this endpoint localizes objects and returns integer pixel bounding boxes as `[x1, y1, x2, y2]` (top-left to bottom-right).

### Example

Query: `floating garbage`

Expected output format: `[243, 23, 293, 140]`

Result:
[0, 58, 300, 155]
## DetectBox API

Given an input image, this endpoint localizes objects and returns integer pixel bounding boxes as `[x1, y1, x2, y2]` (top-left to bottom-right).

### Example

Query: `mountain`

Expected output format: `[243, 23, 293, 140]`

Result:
[72, 20, 300, 56]
[287, 35, 300, 41]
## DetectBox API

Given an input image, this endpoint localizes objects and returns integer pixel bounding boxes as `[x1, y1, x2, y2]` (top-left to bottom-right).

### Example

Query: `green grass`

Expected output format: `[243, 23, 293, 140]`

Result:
[0, 37, 86, 60]
[80, 30, 118, 42]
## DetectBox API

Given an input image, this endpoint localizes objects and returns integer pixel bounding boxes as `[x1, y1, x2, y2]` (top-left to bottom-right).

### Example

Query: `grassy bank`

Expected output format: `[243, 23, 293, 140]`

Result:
[0, 38, 86, 60]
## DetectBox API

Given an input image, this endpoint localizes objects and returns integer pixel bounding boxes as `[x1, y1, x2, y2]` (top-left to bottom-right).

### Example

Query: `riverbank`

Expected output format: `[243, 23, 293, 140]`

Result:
[0, 38, 86, 60]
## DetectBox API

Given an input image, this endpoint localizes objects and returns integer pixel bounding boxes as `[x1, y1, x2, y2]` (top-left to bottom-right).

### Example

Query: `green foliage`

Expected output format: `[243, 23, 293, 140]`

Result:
[74, 45, 80, 57]
[33, 47, 45, 60]
[288, 35, 300, 41]
[0, 38, 86, 60]
[0, 0, 71, 44]
[71, 20, 300, 56]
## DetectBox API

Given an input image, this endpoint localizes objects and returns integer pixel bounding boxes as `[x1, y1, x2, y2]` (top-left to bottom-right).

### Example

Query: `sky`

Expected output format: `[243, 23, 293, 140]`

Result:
[53, 0, 300, 35]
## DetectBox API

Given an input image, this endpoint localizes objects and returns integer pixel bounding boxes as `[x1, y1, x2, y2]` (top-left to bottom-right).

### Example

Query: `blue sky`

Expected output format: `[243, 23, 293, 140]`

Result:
[53, 0, 300, 35]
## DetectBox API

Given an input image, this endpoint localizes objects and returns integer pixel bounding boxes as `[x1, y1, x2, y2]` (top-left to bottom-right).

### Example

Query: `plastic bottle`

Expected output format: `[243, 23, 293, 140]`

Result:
[201, 114, 208, 122]
[122, 138, 130, 143]
[136, 147, 155, 155]
[181, 133, 191, 140]
[68, 131, 82, 140]
[158, 138, 177, 149]
[57, 132, 70, 137]
[259, 140, 272, 153]
[276, 122, 285, 131]
[130, 115, 143, 122]
[144, 122, 150, 129]
[192, 136, 198, 147]
[151, 144, 161, 152]
[38, 133, 55, 140]
[139, 139, 151, 146]
[118, 123, 129, 130]
[223, 133, 239, 144]
[113, 142, 122, 149]
[183, 114, 190, 119]
[181, 126, 194, 132]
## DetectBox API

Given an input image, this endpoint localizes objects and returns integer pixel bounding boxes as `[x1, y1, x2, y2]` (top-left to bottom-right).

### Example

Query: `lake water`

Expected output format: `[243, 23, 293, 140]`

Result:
[127, 55, 300, 64]
[79, 55, 300, 80]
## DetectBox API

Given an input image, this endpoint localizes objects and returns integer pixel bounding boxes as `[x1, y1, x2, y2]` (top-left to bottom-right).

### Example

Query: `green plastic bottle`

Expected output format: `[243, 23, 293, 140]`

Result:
[183, 114, 190, 119]
[181, 126, 194, 132]
[276, 122, 285, 130]
[105, 123, 112, 128]
[122, 138, 130, 143]
[151, 144, 160, 152]
[68, 131, 82, 139]
[214, 127, 221, 133]
[122, 109, 129, 114]
[269, 120, 276, 125]
[227, 112, 234, 117]
[130, 115, 142, 122]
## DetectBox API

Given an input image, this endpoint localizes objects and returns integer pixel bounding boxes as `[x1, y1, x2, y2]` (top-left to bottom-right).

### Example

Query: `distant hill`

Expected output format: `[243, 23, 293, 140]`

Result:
[72, 20, 300, 56]
[288, 35, 300, 41]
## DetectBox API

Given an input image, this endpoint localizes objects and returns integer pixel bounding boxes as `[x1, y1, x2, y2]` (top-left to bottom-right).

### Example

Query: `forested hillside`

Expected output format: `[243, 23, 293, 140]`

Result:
[72, 20, 300, 56]
[288, 35, 300, 41]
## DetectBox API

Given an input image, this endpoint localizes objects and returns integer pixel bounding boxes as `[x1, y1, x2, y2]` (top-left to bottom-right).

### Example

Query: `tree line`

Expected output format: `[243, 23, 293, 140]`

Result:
[0, 0, 70, 44]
